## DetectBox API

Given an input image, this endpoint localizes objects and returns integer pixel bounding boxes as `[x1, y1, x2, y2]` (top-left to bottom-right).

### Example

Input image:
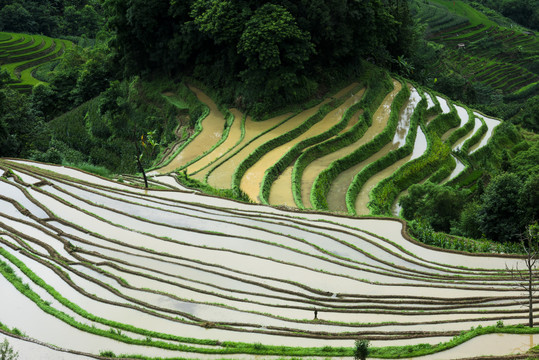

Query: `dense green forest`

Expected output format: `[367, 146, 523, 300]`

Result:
[0, 0, 537, 246]
[0, 0, 104, 38]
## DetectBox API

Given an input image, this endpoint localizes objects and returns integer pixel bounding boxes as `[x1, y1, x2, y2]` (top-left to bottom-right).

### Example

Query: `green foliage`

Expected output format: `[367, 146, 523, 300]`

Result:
[471, 0, 539, 31]
[510, 140, 539, 177]
[103, 0, 418, 114]
[99, 350, 116, 357]
[292, 68, 392, 208]
[0, 339, 19, 360]
[478, 172, 526, 242]
[237, 4, 315, 114]
[409, 219, 521, 253]
[0, 4, 36, 33]
[454, 201, 483, 238]
[512, 95, 539, 132]
[311, 78, 410, 210]
[354, 339, 370, 360]
[400, 182, 468, 232]
[0, 1, 104, 38]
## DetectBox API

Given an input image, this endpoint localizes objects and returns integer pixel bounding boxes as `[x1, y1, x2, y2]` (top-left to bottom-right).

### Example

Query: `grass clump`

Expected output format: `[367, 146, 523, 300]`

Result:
[0, 339, 19, 360]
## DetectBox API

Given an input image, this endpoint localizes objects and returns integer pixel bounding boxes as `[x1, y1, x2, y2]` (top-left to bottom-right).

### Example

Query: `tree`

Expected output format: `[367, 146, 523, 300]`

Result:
[237, 3, 315, 109]
[399, 182, 467, 233]
[190, 0, 247, 45]
[521, 175, 539, 225]
[507, 225, 539, 327]
[134, 130, 158, 188]
[478, 173, 525, 243]
[0, 4, 36, 33]
[0, 339, 19, 360]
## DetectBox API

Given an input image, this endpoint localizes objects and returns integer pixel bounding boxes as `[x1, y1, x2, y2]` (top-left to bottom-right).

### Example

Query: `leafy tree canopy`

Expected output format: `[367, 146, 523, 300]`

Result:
[102, 0, 416, 115]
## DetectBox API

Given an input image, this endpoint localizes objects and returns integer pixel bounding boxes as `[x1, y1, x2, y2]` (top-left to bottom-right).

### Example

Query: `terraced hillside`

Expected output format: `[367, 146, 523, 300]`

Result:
[0, 32, 71, 92]
[0, 159, 538, 359]
[414, 0, 539, 95]
[156, 74, 501, 217]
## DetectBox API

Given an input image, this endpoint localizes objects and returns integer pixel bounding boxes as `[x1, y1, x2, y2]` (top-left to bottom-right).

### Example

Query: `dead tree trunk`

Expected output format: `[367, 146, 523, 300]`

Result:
[134, 137, 148, 189]
[508, 228, 538, 328]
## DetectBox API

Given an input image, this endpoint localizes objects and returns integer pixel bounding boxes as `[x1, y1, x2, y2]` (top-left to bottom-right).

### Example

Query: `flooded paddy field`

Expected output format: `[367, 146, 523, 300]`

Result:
[0, 158, 533, 359]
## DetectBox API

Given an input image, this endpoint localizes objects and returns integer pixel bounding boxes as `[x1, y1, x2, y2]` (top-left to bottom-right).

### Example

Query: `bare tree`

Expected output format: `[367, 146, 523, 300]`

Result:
[507, 225, 539, 327]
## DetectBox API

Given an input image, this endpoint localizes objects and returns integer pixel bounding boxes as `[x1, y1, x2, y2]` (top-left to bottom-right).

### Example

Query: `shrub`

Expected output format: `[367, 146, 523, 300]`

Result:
[0, 339, 18, 360]
[354, 339, 370, 360]
[99, 350, 116, 357]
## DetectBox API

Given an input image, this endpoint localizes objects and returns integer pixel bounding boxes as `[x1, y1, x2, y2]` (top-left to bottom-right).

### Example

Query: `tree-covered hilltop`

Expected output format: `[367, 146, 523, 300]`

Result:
[0, 0, 104, 38]
[102, 0, 416, 115]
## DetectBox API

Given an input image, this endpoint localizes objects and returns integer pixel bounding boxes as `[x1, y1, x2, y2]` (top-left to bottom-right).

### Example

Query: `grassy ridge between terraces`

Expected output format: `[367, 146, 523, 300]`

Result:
[0, 32, 72, 90]
[311, 78, 410, 211]
[346, 89, 425, 215]
[0, 246, 537, 359]
[426, 100, 460, 138]
[449, 120, 521, 188]
[428, 154, 458, 184]
[291, 69, 393, 208]
[232, 98, 343, 198]
[368, 128, 452, 215]
[258, 83, 365, 204]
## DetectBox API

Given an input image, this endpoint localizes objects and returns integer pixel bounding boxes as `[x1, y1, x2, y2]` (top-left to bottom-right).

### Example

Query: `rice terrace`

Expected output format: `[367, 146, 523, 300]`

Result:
[1, 0, 539, 359]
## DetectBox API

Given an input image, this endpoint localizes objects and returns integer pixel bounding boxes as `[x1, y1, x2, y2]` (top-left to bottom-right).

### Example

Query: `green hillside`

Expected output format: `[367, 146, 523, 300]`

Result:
[0, 1, 538, 358]
[0, 32, 72, 91]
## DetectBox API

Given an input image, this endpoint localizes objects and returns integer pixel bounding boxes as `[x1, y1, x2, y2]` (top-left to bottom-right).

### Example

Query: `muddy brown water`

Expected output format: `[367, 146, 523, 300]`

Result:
[268, 88, 365, 207]
[194, 113, 292, 181]
[186, 108, 244, 176]
[238, 84, 360, 201]
[326, 85, 421, 213]
[206, 106, 327, 190]
[299, 80, 401, 209]
[157, 87, 226, 174]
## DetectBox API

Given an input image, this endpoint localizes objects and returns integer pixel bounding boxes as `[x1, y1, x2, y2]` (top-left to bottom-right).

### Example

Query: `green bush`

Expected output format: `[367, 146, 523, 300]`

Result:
[354, 339, 370, 360]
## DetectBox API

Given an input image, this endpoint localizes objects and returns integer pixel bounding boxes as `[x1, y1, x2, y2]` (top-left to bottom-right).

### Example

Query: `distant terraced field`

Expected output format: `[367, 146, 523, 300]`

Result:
[414, 0, 539, 95]
[0, 158, 537, 359]
[0, 32, 71, 92]
[156, 74, 500, 218]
